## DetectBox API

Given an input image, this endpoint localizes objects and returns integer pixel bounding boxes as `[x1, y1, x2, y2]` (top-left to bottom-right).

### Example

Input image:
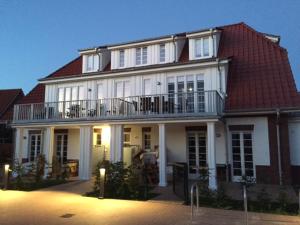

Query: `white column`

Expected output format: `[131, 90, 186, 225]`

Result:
[109, 124, 123, 162]
[159, 123, 167, 187]
[79, 126, 93, 180]
[207, 122, 217, 190]
[14, 127, 24, 163]
[43, 127, 54, 177]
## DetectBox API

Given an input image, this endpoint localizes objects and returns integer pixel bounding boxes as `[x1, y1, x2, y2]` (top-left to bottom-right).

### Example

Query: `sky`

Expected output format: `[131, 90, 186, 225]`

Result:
[0, 0, 300, 94]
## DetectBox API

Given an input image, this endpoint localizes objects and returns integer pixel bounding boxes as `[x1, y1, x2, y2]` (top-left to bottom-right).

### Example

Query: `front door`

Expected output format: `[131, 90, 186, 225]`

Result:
[29, 133, 42, 162]
[55, 133, 68, 165]
[187, 132, 207, 179]
[231, 132, 255, 182]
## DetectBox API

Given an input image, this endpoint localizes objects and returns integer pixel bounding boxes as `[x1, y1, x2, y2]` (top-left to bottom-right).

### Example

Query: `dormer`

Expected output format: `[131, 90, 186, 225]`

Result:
[186, 28, 221, 61]
[79, 47, 111, 73]
[108, 35, 186, 70]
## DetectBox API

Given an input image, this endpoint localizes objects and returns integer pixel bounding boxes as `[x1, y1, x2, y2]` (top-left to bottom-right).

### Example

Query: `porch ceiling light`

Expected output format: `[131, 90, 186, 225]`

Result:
[99, 168, 106, 199]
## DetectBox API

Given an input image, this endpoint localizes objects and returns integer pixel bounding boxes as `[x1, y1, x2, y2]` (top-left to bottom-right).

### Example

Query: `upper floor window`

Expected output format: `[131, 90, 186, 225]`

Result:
[159, 44, 165, 62]
[119, 50, 125, 67]
[136, 47, 147, 65]
[86, 54, 98, 72]
[195, 37, 210, 58]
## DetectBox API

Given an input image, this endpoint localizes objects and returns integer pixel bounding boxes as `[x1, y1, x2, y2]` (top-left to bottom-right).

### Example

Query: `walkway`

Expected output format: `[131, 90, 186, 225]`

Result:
[0, 182, 299, 225]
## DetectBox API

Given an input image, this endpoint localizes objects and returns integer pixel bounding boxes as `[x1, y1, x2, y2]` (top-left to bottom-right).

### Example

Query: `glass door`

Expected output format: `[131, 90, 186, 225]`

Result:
[231, 132, 255, 182]
[29, 133, 42, 162]
[55, 133, 68, 165]
[187, 132, 207, 179]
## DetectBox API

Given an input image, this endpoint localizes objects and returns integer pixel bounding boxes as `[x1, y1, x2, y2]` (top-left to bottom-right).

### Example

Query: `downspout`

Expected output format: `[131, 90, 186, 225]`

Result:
[217, 58, 222, 94]
[96, 47, 101, 72]
[224, 120, 230, 182]
[276, 109, 283, 185]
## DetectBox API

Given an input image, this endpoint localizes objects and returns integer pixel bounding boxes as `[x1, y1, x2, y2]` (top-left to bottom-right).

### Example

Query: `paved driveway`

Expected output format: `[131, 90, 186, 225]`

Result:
[0, 182, 300, 225]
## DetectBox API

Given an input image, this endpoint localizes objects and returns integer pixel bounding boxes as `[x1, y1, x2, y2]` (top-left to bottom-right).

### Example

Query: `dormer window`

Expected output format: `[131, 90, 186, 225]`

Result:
[119, 50, 125, 67]
[195, 37, 210, 58]
[136, 47, 147, 65]
[159, 44, 165, 63]
[86, 54, 99, 72]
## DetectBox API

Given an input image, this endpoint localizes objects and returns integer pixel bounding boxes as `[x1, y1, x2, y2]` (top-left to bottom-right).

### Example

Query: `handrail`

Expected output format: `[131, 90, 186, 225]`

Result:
[190, 182, 199, 219]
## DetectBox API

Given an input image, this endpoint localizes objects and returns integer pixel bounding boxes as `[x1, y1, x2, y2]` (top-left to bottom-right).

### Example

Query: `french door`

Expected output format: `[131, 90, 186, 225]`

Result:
[55, 134, 68, 165]
[187, 132, 207, 179]
[29, 133, 42, 162]
[231, 132, 255, 182]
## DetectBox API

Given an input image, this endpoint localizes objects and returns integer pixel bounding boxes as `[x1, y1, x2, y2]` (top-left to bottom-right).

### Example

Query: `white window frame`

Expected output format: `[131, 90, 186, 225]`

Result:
[119, 50, 125, 68]
[159, 44, 166, 63]
[86, 54, 98, 72]
[194, 37, 211, 59]
[136, 46, 148, 65]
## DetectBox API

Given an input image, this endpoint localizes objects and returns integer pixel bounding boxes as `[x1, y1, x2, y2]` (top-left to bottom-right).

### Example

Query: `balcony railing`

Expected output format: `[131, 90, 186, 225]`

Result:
[13, 91, 224, 123]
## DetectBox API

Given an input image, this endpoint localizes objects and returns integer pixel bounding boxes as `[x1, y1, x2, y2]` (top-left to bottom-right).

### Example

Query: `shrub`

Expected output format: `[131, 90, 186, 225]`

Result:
[93, 161, 147, 200]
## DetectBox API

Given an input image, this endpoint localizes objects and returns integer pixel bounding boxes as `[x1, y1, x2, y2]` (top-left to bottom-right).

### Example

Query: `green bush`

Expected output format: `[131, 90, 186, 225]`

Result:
[93, 161, 148, 200]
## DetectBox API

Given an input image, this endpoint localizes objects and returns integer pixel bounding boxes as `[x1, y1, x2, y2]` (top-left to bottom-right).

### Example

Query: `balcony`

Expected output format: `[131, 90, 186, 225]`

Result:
[13, 91, 224, 123]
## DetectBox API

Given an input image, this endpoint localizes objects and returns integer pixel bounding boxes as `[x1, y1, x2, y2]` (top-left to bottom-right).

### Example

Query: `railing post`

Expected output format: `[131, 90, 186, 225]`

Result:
[243, 184, 248, 225]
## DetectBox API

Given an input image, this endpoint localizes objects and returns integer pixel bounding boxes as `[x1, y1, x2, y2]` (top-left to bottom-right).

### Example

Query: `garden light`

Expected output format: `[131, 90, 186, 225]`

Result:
[99, 168, 106, 199]
[3, 164, 10, 190]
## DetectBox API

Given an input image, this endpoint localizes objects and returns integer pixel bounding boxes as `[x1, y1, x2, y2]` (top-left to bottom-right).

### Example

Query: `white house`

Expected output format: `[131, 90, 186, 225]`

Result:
[12, 22, 300, 189]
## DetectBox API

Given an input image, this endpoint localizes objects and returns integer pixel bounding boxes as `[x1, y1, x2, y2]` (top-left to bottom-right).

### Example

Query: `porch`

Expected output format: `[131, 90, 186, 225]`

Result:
[14, 120, 224, 190]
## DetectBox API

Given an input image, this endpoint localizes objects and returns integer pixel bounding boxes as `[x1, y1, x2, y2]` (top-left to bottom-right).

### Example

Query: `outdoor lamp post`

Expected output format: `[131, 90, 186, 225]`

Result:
[3, 164, 10, 190]
[99, 168, 106, 199]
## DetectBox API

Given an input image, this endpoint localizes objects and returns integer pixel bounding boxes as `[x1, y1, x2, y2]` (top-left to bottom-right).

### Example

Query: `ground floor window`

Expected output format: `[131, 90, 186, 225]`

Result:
[142, 127, 151, 151]
[231, 131, 255, 181]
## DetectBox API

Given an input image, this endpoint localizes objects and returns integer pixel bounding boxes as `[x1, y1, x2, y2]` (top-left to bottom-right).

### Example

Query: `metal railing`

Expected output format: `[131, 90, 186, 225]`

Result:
[13, 91, 224, 122]
[190, 182, 199, 219]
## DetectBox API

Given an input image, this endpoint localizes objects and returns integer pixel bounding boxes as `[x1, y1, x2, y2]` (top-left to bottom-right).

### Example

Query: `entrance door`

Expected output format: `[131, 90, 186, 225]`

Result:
[29, 133, 42, 162]
[231, 132, 255, 182]
[55, 133, 68, 165]
[187, 132, 207, 179]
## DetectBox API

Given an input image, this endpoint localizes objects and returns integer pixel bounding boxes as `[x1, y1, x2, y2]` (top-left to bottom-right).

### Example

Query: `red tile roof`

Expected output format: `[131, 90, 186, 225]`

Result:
[218, 22, 300, 112]
[45, 56, 82, 78]
[18, 84, 45, 104]
[20, 22, 300, 113]
[0, 89, 24, 121]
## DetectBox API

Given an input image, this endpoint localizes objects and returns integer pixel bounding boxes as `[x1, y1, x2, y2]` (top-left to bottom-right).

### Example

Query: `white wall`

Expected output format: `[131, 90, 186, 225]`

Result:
[68, 129, 80, 160]
[111, 41, 176, 70]
[288, 121, 300, 165]
[226, 117, 270, 166]
[44, 65, 226, 102]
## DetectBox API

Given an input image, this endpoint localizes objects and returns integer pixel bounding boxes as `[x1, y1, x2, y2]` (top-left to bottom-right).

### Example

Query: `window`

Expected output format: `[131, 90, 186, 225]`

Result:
[143, 132, 151, 150]
[119, 50, 125, 67]
[115, 81, 130, 98]
[97, 83, 104, 99]
[136, 47, 147, 65]
[57, 86, 85, 114]
[86, 54, 98, 72]
[55, 133, 68, 165]
[195, 37, 210, 58]
[96, 133, 102, 146]
[159, 44, 165, 62]
[143, 79, 151, 95]
[124, 132, 131, 147]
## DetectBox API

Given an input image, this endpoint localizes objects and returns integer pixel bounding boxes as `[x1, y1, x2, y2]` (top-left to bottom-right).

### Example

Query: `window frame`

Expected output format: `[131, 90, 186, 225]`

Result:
[194, 37, 211, 59]
[119, 50, 125, 68]
[136, 46, 148, 65]
[159, 43, 166, 63]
